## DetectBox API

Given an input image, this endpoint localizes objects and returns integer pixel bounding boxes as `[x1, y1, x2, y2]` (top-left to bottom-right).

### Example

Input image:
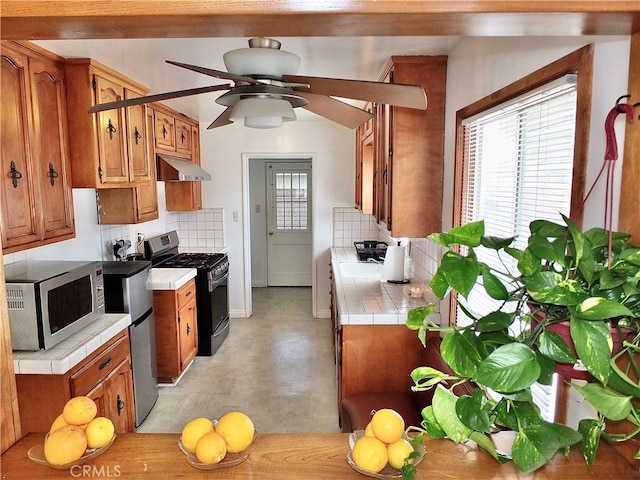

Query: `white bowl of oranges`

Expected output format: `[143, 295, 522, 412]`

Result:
[28, 396, 116, 470]
[178, 411, 256, 470]
[347, 409, 425, 479]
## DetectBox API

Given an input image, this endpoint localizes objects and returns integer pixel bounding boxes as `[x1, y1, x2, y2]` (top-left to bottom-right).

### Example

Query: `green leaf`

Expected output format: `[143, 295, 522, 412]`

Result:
[529, 219, 568, 237]
[512, 400, 544, 429]
[494, 399, 519, 431]
[516, 247, 542, 276]
[456, 390, 492, 433]
[572, 383, 632, 421]
[511, 422, 582, 473]
[405, 304, 437, 331]
[575, 297, 634, 320]
[431, 385, 472, 443]
[564, 214, 586, 262]
[469, 431, 510, 463]
[481, 268, 510, 300]
[440, 251, 480, 299]
[481, 235, 515, 250]
[523, 272, 588, 305]
[441, 331, 482, 377]
[535, 351, 558, 386]
[570, 317, 612, 384]
[443, 221, 485, 247]
[537, 330, 577, 363]
[528, 233, 566, 265]
[420, 405, 446, 439]
[429, 269, 450, 299]
[476, 311, 514, 332]
[577, 418, 604, 470]
[474, 343, 540, 393]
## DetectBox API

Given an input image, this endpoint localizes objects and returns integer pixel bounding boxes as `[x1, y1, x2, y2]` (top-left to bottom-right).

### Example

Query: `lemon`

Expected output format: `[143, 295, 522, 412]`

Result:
[215, 411, 255, 453]
[49, 413, 69, 434]
[44, 425, 87, 465]
[351, 436, 388, 473]
[364, 422, 375, 437]
[63, 396, 98, 426]
[370, 408, 405, 444]
[387, 438, 414, 469]
[85, 417, 115, 449]
[181, 417, 214, 453]
[195, 431, 227, 464]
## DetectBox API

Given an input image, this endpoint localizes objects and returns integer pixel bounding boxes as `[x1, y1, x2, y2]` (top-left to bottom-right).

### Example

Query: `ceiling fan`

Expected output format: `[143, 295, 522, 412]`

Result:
[88, 37, 428, 130]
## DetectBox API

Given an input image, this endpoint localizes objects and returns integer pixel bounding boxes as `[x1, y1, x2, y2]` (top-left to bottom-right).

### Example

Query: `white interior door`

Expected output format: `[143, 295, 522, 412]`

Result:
[266, 161, 312, 286]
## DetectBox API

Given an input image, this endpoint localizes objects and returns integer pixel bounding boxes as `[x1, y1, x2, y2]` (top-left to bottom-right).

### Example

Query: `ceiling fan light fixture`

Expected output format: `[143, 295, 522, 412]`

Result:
[223, 38, 301, 77]
[229, 97, 296, 129]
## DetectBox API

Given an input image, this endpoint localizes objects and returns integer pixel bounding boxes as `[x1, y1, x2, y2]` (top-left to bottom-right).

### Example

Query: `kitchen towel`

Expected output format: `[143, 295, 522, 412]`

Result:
[381, 246, 405, 282]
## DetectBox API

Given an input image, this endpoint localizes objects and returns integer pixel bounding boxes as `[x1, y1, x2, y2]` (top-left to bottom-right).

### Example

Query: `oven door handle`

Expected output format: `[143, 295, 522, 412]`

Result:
[208, 271, 228, 292]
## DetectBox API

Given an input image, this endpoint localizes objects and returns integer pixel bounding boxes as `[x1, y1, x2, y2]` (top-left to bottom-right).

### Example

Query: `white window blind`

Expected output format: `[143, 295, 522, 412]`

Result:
[458, 78, 577, 422]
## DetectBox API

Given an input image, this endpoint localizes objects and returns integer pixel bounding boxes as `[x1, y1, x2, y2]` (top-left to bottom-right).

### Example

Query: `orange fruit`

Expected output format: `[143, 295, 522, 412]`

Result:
[215, 412, 255, 453]
[370, 408, 405, 444]
[181, 417, 214, 453]
[44, 425, 87, 465]
[63, 396, 98, 426]
[49, 413, 68, 434]
[85, 417, 115, 449]
[195, 431, 227, 464]
[387, 438, 414, 469]
[352, 436, 388, 473]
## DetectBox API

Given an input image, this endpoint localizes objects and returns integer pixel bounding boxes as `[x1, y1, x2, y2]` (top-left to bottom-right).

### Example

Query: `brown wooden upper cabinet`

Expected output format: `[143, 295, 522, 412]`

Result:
[356, 56, 447, 238]
[0, 41, 75, 254]
[64, 58, 153, 188]
[151, 103, 203, 211]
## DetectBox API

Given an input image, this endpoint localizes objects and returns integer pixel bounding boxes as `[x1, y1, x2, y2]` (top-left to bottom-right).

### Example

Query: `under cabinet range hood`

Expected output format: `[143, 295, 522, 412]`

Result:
[156, 154, 212, 181]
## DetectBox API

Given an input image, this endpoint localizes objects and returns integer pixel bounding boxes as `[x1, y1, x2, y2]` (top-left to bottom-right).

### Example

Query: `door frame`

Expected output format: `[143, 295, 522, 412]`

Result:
[241, 153, 317, 317]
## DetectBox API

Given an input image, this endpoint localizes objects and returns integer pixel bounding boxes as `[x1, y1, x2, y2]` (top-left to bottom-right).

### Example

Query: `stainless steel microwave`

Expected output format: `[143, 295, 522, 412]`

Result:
[5, 260, 105, 351]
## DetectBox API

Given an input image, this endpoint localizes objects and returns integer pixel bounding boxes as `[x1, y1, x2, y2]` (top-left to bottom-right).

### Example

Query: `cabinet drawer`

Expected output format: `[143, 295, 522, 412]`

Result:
[70, 331, 130, 397]
[177, 279, 196, 310]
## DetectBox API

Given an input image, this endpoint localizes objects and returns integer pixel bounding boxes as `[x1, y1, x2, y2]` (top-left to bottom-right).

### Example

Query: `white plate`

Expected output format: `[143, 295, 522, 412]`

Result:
[347, 430, 426, 479]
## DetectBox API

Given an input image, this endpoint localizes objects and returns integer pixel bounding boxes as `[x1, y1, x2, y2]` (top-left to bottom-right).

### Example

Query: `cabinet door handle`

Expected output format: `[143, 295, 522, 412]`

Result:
[185, 290, 192, 297]
[8, 161, 22, 188]
[107, 119, 117, 140]
[186, 323, 191, 336]
[48, 162, 59, 186]
[181, 132, 186, 144]
[134, 126, 141, 145]
[98, 357, 112, 370]
[116, 394, 125, 416]
[162, 125, 168, 138]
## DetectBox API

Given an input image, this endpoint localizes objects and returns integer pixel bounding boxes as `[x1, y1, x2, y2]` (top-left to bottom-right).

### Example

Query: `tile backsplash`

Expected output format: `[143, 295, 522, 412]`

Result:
[100, 208, 225, 260]
[332, 206, 443, 283]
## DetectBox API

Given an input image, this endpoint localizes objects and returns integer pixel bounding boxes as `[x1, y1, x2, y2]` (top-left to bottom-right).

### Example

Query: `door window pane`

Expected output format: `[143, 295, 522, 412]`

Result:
[275, 172, 308, 230]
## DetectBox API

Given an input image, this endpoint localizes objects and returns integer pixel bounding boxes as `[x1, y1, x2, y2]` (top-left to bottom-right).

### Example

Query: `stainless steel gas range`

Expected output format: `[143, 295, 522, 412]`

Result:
[145, 231, 229, 356]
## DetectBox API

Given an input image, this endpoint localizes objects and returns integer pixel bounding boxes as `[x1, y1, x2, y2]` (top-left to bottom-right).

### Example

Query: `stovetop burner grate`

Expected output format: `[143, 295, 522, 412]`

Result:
[159, 252, 226, 270]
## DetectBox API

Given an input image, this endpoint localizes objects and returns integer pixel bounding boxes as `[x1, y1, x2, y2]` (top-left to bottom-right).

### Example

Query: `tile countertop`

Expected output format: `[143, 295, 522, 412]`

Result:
[331, 247, 441, 326]
[12, 313, 131, 375]
[146, 267, 197, 290]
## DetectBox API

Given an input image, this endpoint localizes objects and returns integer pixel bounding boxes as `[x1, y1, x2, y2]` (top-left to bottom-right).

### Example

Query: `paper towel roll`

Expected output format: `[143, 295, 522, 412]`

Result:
[381, 246, 405, 282]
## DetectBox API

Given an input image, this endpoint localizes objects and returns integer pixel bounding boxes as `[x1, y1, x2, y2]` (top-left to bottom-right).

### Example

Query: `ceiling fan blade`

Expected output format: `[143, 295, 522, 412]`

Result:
[298, 92, 373, 129]
[166, 60, 261, 85]
[207, 108, 233, 129]
[285, 75, 427, 110]
[88, 84, 231, 113]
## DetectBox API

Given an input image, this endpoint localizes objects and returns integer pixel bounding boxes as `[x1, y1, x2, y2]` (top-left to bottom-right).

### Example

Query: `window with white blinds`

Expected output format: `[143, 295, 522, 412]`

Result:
[458, 77, 578, 422]
[458, 78, 577, 326]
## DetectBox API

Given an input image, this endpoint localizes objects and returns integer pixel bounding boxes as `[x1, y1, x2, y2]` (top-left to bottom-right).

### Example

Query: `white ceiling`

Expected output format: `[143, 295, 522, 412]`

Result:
[35, 36, 460, 124]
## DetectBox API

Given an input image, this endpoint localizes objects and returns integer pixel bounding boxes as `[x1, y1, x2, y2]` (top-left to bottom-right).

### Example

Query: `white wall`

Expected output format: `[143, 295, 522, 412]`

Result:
[199, 119, 355, 318]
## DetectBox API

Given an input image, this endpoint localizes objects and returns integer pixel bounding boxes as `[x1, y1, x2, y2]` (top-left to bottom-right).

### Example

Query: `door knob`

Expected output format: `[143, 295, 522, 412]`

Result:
[269, 232, 274, 236]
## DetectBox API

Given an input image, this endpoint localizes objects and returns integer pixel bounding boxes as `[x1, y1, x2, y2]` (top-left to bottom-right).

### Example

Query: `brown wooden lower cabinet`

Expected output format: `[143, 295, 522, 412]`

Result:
[153, 278, 198, 384]
[337, 324, 428, 418]
[14, 329, 135, 434]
